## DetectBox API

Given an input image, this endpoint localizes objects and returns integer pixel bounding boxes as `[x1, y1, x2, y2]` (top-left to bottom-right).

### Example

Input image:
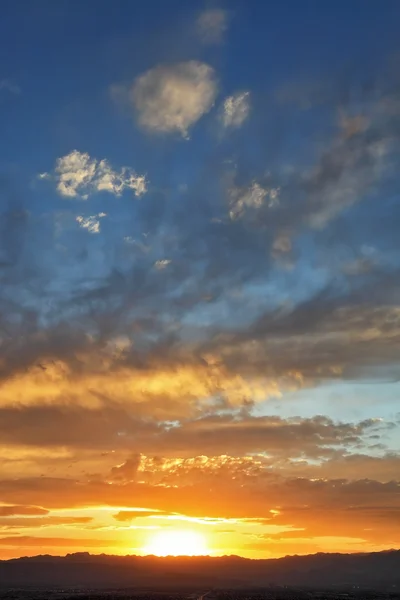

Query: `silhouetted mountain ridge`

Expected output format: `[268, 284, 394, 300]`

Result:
[0, 550, 399, 589]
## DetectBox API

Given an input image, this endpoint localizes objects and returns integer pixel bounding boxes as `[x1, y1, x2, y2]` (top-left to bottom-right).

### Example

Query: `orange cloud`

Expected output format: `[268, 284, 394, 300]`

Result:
[0, 505, 48, 517]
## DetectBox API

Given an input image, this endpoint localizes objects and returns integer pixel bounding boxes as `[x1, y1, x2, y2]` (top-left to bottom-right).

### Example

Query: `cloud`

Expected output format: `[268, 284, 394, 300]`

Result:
[0, 474, 398, 547]
[1, 268, 400, 440]
[272, 103, 396, 232]
[42, 150, 147, 199]
[131, 62, 218, 136]
[76, 213, 107, 234]
[154, 259, 171, 270]
[1, 277, 400, 425]
[262, 503, 400, 545]
[209, 291, 400, 381]
[0, 506, 48, 517]
[229, 182, 279, 220]
[0, 401, 390, 464]
[138, 414, 385, 459]
[221, 92, 251, 128]
[272, 232, 292, 257]
[113, 510, 164, 521]
[0, 404, 158, 449]
[342, 256, 376, 276]
[0, 536, 114, 547]
[110, 455, 141, 481]
[266, 82, 400, 233]
[303, 133, 389, 229]
[338, 110, 369, 139]
[196, 8, 228, 44]
[0, 516, 92, 529]
[55, 151, 97, 198]
[293, 453, 400, 482]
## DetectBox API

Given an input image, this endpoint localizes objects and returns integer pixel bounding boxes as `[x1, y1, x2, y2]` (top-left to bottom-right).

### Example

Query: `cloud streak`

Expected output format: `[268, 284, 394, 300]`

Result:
[196, 8, 229, 45]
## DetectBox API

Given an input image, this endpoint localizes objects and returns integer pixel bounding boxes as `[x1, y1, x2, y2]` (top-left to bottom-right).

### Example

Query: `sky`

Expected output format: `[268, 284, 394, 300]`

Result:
[0, 0, 400, 560]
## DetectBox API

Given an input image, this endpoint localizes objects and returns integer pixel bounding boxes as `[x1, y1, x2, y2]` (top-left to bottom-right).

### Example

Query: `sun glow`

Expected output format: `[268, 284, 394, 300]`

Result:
[142, 529, 209, 556]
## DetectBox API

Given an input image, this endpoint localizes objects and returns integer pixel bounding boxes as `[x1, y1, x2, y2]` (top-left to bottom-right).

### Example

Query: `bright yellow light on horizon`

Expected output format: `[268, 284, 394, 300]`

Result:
[142, 529, 209, 556]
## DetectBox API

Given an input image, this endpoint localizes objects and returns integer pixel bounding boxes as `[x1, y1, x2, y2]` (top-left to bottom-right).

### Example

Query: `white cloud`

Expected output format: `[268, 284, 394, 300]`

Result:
[196, 8, 228, 44]
[131, 61, 218, 137]
[76, 212, 107, 234]
[47, 150, 147, 199]
[56, 151, 96, 198]
[229, 182, 280, 220]
[222, 91, 251, 128]
[154, 259, 171, 270]
[94, 159, 147, 196]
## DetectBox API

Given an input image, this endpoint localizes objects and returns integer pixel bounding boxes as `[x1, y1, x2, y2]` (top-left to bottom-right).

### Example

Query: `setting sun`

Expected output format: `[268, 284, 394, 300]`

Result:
[142, 530, 209, 557]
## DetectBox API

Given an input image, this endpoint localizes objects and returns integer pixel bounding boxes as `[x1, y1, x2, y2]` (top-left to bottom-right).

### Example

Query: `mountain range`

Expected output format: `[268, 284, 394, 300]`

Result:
[0, 550, 399, 589]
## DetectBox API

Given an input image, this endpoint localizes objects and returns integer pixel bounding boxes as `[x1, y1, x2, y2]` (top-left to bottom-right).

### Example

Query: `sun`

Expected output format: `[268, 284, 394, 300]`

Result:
[142, 529, 209, 556]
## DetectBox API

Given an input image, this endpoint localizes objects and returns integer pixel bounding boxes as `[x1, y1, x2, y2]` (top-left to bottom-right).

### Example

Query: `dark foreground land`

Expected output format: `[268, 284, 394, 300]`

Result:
[1, 550, 400, 589]
[1, 551, 399, 598]
[0, 589, 399, 600]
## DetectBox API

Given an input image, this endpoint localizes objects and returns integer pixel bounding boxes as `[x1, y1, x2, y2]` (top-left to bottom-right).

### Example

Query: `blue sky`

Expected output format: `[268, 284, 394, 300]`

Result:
[0, 0, 400, 559]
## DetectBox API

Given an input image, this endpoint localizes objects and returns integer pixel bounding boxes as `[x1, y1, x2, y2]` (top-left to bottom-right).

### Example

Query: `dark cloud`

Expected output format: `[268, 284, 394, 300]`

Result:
[289, 453, 400, 482]
[0, 403, 387, 461]
[0, 405, 158, 449]
[110, 455, 142, 481]
[200, 283, 400, 382]
[128, 413, 386, 459]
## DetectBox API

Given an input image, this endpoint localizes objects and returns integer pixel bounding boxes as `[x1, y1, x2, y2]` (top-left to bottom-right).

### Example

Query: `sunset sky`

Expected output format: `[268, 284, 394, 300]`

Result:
[0, 0, 400, 560]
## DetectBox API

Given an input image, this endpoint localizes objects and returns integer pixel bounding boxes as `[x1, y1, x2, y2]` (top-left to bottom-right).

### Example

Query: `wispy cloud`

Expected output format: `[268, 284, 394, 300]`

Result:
[221, 92, 251, 128]
[229, 182, 279, 220]
[196, 8, 228, 44]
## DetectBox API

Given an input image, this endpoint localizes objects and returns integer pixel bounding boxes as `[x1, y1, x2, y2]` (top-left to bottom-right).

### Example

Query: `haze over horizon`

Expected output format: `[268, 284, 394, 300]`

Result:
[0, 0, 400, 562]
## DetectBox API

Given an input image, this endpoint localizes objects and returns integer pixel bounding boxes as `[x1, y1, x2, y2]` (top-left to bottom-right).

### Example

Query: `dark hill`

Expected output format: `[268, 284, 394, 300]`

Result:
[0, 550, 399, 590]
